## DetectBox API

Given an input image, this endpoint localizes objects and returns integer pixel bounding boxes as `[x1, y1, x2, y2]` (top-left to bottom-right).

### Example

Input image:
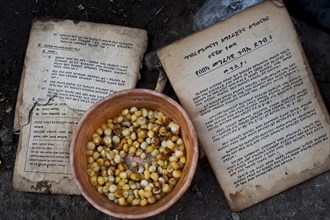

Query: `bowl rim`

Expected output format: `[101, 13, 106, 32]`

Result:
[70, 88, 199, 219]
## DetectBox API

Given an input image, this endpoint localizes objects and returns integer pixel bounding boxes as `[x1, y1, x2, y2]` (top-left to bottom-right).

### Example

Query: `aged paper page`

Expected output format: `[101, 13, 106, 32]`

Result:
[13, 19, 147, 194]
[157, 1, 330, 211]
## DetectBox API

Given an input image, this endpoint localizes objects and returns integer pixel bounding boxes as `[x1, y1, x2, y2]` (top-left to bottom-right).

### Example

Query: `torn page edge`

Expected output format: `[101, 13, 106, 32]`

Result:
[14, 53, 30, 133]
[13, 96, 82, 194]
[12, 170, 81, 195]
[17, 94, 84, 133]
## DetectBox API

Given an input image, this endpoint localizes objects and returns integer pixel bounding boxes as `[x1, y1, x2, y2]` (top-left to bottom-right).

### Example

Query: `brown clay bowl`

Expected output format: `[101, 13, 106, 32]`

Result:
[70, 88, 199, 219]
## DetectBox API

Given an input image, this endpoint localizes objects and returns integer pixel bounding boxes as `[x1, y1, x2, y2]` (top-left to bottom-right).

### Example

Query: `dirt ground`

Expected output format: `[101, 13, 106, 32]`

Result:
[0, 0, 329, 219]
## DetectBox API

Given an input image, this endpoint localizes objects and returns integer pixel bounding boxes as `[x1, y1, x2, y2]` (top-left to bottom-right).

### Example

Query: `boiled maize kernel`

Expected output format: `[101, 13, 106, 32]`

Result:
[86, 106, 186, 206]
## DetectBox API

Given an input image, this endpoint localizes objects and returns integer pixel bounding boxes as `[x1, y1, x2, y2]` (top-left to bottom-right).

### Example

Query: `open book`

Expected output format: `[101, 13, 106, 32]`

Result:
[13, 19, 147, 194]
[157, 1, 330, 211]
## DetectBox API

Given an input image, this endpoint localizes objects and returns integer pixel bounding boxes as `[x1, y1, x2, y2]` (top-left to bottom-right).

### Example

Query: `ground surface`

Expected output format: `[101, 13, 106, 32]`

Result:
[0, 1, 329, 220]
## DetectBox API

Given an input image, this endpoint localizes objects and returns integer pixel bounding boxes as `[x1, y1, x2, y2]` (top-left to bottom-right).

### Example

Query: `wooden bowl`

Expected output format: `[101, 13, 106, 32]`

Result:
[70, 89, 199, 219]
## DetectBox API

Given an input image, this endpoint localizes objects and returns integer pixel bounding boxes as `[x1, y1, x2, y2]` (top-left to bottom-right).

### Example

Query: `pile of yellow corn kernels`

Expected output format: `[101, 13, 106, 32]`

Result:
[86, 106, 186, 206]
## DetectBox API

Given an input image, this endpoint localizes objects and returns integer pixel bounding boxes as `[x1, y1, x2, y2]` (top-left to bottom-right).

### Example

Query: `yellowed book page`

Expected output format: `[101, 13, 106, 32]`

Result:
[157, 1, 330, 211]
[13, 19, 147, 194]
